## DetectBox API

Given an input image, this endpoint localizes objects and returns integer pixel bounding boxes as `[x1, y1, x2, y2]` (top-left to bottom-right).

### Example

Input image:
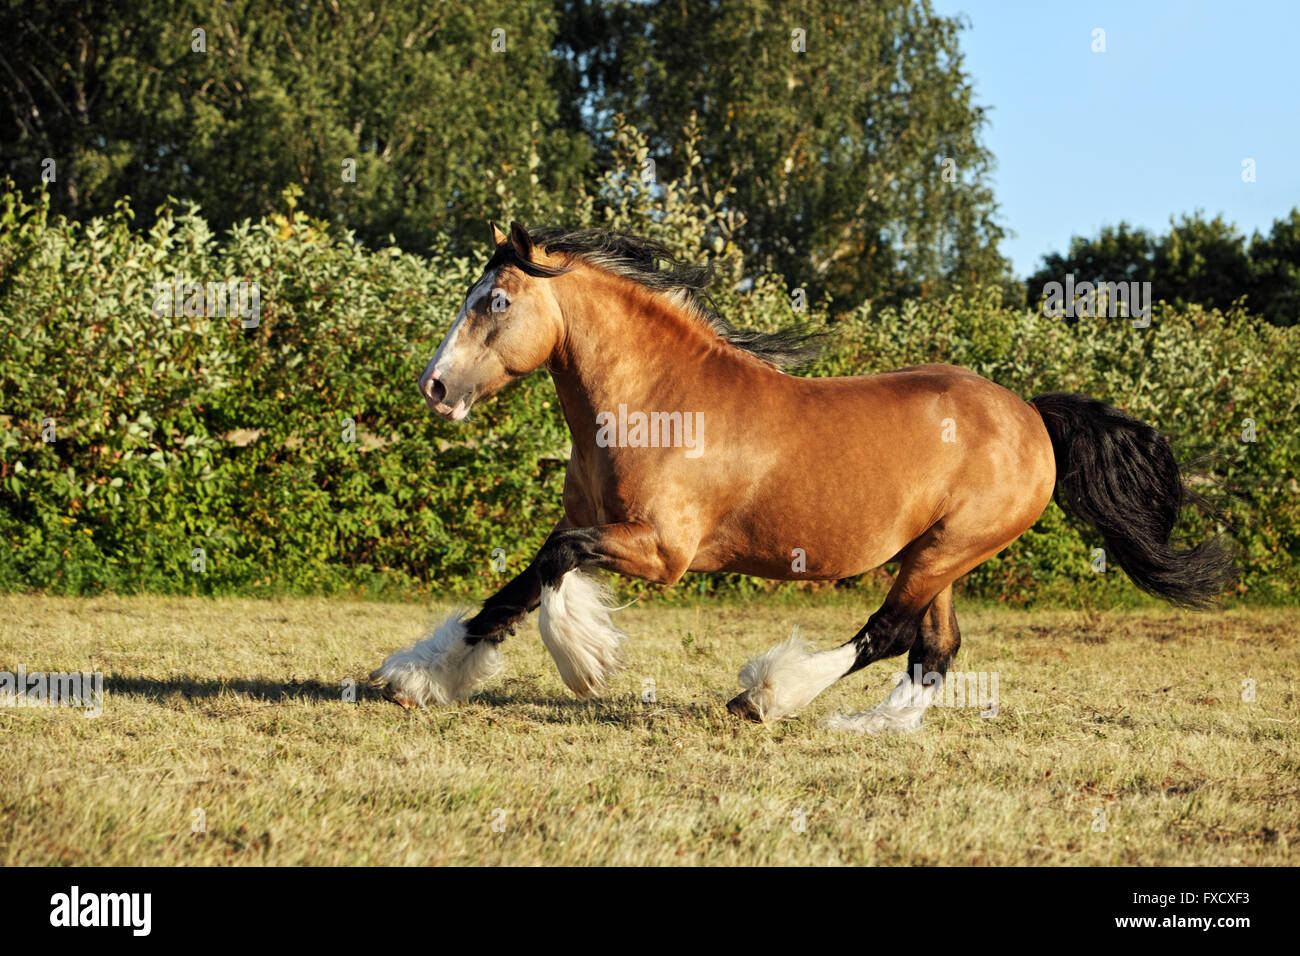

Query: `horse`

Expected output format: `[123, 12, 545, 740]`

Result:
[371, 221, 1233, 731]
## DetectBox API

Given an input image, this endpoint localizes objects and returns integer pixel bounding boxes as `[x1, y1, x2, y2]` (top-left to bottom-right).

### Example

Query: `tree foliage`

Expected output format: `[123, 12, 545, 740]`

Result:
[0, 0, 590, 251]
[1026, 211, 1300, 326]
[556, 0, 1011, 307]
[2, 168, 1296, 603]
[2, 0, 1010, 308]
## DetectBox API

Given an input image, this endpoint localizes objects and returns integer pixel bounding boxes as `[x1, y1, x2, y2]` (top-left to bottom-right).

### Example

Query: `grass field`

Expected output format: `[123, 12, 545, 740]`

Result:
[0, 593, 1296, 866]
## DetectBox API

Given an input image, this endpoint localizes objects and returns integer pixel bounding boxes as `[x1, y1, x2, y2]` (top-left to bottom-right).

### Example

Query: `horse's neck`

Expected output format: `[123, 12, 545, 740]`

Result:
[547, 271, 726, 449]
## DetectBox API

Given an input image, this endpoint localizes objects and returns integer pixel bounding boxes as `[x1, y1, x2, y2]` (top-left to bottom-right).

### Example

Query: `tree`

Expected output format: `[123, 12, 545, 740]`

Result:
[1024, 223, 1156, 308]
[554, 0, 1010, 309]
[0, 0, 591, 252]
[3, 0, 1011, 304]
[1248, 209, 1300, 327]
[1151, 213, 1252, 314]
[1026, 212, 1300, 327]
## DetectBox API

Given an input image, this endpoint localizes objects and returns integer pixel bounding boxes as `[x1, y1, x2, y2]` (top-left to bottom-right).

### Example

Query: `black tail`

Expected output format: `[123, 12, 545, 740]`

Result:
[1029, 392, 1235, 608]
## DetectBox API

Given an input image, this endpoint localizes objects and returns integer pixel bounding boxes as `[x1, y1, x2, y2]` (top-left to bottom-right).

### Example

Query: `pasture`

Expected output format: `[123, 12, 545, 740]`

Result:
[1, 594, 1295, 866]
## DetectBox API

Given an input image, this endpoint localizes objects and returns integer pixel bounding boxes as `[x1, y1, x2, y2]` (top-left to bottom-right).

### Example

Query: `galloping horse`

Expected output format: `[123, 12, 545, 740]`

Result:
[372, 222, 1231, 731]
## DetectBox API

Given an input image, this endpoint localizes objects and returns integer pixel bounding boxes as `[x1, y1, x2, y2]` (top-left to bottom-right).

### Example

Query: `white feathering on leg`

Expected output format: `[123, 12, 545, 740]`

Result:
[825, 671, 940, 733]
[735, 630, 857, 723]
[538, 571, 626, 699]
[371, 611, 502, 707]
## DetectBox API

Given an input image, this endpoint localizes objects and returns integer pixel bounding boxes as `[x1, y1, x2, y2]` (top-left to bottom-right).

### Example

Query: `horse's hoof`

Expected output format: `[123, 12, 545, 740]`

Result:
[382, 685, 418, 710]
[726, 693, 763, 722]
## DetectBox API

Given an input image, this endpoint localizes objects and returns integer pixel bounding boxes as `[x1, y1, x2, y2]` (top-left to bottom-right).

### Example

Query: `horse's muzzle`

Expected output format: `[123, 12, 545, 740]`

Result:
[424, 378, 447, 408]
[418, 372, 471, 421]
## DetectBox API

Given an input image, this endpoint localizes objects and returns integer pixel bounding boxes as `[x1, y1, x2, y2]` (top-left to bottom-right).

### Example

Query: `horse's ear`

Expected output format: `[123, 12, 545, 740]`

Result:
[509, 221, 534, 261]
[489, 221, 508, 246]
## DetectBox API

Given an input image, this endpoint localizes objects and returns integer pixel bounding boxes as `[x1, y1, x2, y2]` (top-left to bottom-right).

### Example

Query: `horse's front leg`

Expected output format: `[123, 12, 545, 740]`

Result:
[529, 521, 691, 698]
[368, 523, 566, 711]
[373, 522, 682, 708]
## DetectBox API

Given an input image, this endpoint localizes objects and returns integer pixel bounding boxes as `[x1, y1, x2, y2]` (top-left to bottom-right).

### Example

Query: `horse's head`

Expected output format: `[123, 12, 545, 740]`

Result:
[417, 221, 564, 421]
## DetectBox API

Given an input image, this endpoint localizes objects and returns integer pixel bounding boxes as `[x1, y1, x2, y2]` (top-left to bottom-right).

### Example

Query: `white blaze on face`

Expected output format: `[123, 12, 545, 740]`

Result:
[418, 268, 497, 397]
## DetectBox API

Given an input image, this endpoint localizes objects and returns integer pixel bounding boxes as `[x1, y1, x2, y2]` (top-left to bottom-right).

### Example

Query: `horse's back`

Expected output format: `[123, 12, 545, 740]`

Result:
[799, 361, 1035, 421]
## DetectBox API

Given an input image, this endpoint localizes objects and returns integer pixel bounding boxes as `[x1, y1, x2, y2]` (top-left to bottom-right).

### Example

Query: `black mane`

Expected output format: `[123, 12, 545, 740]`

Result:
[487, 227, 826, 370]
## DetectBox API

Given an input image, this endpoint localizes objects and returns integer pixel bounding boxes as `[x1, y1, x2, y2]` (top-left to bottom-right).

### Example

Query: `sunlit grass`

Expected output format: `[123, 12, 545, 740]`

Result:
[0, 594, 1295, 865]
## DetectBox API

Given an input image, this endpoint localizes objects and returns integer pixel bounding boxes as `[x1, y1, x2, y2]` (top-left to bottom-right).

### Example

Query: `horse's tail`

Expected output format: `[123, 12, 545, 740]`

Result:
[1029, 392, 1234, 607]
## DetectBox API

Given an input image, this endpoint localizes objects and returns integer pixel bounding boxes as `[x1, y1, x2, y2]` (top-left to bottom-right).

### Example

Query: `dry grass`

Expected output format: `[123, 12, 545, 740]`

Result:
[0, 593, 1296, 865]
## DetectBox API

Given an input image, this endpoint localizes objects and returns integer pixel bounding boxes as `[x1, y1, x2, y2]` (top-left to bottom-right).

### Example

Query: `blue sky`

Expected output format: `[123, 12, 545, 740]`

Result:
[928, 0, 1300, 277]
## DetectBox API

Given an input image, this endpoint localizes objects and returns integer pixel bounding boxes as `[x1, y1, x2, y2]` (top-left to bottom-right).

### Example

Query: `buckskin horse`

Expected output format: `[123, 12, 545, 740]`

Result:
[372, 222, 1231, 731]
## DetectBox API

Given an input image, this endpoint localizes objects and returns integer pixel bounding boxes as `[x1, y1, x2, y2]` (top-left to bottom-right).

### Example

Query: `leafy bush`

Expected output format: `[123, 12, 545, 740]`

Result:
[1, 126, 1295, 605]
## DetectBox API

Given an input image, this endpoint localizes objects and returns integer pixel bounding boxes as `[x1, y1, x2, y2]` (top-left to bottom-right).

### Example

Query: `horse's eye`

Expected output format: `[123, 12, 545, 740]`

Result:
[489, 289, 511, 314]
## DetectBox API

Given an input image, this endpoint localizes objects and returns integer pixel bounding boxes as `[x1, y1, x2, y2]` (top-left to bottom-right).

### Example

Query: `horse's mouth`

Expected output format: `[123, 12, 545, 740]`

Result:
[437, 399, 470, 421]
[424, 379, 472, 421]
[434, 392, 472, 421]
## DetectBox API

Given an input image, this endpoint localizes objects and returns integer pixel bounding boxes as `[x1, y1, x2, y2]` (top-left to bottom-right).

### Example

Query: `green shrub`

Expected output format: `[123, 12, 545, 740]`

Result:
[1, 129, 1295, 605]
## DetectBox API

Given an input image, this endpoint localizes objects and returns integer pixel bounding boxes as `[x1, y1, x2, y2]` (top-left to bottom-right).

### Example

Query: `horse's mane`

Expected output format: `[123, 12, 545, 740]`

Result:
[486, 227, 825, 370]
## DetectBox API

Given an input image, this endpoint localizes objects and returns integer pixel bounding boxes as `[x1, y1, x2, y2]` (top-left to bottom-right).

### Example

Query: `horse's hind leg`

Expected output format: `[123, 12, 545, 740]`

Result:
[909, 585, 962, 679]
[728, 512, 1000, 725]
[824, 586, 960, 733]
[724, 561, 945, 724]
[826, 506, 1025, 732]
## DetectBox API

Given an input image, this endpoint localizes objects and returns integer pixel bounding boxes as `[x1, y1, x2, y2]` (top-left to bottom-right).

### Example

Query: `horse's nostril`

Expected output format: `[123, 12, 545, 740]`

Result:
[430, 379, 447, 405]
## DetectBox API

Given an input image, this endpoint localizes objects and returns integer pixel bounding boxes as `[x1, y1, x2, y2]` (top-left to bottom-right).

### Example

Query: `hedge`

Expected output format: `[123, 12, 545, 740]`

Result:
[1, 176, 1296, 605]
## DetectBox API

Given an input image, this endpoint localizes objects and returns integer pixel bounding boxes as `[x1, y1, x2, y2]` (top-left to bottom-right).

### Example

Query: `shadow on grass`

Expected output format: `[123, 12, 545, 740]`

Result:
[471, 688, 726, 726]
[104, 674, 730, 726]
[105, 674, 378, 703]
